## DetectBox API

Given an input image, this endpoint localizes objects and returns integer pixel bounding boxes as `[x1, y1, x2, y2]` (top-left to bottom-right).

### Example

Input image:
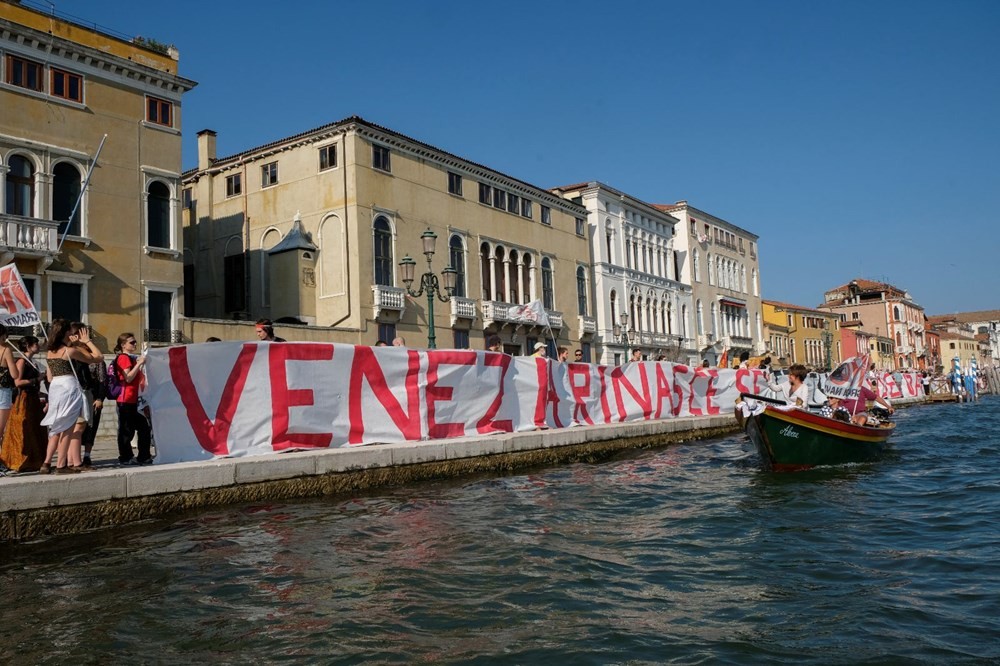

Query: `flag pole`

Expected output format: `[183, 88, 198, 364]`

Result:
[56, 133, 107, 254]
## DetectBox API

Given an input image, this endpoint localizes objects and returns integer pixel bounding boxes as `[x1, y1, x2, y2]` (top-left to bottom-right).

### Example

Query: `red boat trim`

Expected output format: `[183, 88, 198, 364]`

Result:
[763, 407, 894, 443]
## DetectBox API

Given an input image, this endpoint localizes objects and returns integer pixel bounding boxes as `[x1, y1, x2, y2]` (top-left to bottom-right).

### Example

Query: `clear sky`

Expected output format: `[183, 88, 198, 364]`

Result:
[64, 0, 999, 315]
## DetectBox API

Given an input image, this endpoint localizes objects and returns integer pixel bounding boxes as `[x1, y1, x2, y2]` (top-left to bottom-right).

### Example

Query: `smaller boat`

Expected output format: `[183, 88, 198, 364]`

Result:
[736, 393, 895, 472]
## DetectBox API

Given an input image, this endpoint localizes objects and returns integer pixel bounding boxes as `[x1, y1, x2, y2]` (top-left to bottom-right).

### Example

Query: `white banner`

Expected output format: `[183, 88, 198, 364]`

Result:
[143, 342, 778, 463]
[507, 300, 549, 327]
[143, 343, 926, 464]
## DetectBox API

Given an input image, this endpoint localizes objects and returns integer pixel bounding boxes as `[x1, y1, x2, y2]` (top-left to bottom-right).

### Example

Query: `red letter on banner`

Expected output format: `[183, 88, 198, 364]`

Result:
[476, 352, 513, 434]
[610, 364, 652, 421]
[426, 350, 476, 439]
[169, 344, 257, 456]
[533, 358, 564, 429]
[348, 346, 422, 444]
[597, 366, 612, 423]
[269, 343, 334, 451]
[702, 368, 721, 415]
[654, 364, 674, 419]
[568, 363, 594, 425]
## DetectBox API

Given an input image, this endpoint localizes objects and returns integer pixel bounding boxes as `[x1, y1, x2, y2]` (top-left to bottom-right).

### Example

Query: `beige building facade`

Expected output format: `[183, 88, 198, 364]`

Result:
[0, 2, 195, 348]
[761, 299, 841, 370]
[182, 117, 593, 353]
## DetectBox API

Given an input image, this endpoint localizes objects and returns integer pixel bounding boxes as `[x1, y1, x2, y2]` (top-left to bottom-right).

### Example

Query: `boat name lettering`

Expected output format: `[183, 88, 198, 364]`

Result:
[779, 425, 799, 439]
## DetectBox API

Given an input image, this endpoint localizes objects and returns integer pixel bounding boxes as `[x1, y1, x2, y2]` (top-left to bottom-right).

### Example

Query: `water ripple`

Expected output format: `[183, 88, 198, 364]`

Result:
[2, 397, 999, 663]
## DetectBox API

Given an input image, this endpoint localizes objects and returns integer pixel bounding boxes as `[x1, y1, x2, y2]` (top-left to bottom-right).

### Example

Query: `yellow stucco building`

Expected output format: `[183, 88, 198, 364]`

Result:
[761, 300, 841, 370]
[0, 1, 195, 348]
[182, 117, 594, 354]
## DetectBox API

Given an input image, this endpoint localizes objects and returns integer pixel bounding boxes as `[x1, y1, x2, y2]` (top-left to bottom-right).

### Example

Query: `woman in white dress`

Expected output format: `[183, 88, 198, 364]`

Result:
[40, 320, 103, 475]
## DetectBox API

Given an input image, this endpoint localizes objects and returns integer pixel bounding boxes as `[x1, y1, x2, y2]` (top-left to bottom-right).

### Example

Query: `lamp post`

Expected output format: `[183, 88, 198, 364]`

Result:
[613, 310, 631, 347]
[399, 229, 457, 350]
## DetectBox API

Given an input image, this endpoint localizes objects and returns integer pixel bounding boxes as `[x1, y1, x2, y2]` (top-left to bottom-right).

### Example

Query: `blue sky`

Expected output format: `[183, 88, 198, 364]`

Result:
[68, 0, 999, 315]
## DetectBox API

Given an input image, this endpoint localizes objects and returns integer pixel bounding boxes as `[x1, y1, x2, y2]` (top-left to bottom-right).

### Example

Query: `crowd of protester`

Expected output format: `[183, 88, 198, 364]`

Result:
[0, 320, 149, 476]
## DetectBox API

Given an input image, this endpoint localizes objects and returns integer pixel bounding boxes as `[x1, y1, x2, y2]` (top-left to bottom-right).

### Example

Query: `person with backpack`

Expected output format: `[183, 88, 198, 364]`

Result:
[112, 333, 152, 466]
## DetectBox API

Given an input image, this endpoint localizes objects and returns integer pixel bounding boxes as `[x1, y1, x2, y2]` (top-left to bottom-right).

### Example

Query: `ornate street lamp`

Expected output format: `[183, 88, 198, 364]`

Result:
[613, 310, 631, 347]
[399, 229, 457, 349]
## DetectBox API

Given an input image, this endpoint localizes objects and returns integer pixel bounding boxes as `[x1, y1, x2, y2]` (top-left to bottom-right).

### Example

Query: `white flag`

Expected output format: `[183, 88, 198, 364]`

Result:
[507, 300, 549, 327]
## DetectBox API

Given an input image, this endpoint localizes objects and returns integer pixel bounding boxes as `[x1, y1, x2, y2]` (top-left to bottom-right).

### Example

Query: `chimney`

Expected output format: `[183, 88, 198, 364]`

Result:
[197, 129, 217, 170]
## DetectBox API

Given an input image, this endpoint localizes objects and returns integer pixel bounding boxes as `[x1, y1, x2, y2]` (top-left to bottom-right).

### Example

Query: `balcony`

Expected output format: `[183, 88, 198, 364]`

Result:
[482, 300, 516, 327]
[697, 333, 716, 348]
[450, 296, 477, 327]
[145, 328, 184, 347]
[578, 315, 597, 338]
[0, 213, 60, 264]
[547, 310, 564, 330]
[372, 285, 406, 322]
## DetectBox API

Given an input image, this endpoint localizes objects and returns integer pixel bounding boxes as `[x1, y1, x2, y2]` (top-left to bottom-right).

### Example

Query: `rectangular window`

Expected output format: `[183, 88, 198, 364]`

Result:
[319, 145, 337, 170]
[507, 192, 519, 213]
[478, 182, 492, 204]
[448, 172, 463, 196]
[51, 281, 83, 322]
[372, 144, 391, 172]
[521, 199, 532, 218]
[5, 55, 43, 91]
[146, 95, 172, 126]
[581, 342, 592, 363]
[50, 68, 82, 102]
[182, 188, 193, 209]
[453, 329, 470, 350]
[226, 173, 242, 197]
[493, 187, 506, 210]
[541, 206, 551, 225]
[224, 254, 246, 313]
[261, 162, 278, 187]
[378, 323, 396, 345]
[147, 290, 174, 342]
[575, 218, 585, 236]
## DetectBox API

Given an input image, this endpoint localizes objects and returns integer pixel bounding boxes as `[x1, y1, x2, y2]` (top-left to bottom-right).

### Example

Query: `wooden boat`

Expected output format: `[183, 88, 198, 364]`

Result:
[737, 394, 895, 472]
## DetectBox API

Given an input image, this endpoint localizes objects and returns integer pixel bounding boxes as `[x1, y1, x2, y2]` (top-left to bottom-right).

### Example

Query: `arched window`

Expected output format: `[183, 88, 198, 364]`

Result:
[706, 252, 713, 285]
[893, 305, 901, 321]
[576, 266, 588, 316]
[521, 254, 532, 303]
[541, 257, 554, 310]
[449, 235, 466, 298]
[508, 249, 520, 303]
[373, 215, 393, 286]
[5, 155, 34, 217]
[711, 301, 718, 337]
[696, 300, 704, 335]
[260, 228, 281, 306]
[479, 242, 491, 300]
[52, 162, 81, 236]
[625, 239, 632, 268]
[147, 181, 171, 248]
[681, 304, 688, 337]
[896, 331, 902, 346]
[610, 290, 618, 326]
[693, 249, 700, 282]
[752, 268, 758, 296]
[605, 224, 613, 263]
[493, 246, 506, 302]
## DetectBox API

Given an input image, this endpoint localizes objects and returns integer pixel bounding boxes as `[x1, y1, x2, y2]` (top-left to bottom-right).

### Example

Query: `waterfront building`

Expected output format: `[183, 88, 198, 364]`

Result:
[927, 309, 999, 369]
[924, 327, 942, 372]
[819, 279, 926, 370]
[927, 312, 995, 371]
[838, 320, 874, 366]
[0, 1, 196, 347]
[551, 182, 694, 366]
[652, 201, 764, 365]
[182, 117, 592, 353]
[761, 300, 841, 370]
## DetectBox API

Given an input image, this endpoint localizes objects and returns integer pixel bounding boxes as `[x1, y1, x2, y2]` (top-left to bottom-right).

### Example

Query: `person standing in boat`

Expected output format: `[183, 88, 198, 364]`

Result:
[839, 384, 894, 426]
[765, 363, 810, 408]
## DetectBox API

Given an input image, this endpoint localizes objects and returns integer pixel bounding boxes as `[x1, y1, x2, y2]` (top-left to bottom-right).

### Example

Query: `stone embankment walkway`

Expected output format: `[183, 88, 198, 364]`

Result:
[1, 415, 740, 543]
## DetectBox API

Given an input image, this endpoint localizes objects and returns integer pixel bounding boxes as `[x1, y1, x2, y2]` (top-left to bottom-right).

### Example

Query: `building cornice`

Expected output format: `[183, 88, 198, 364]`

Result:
[0, 18, 197, 95]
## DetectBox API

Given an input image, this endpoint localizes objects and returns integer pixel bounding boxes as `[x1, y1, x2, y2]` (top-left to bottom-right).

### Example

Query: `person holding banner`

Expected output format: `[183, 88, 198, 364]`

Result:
[0, 324, 21, 441]
[0, 335, 46, 473]
[40, 320, 103, 474]
[113, 333, 153, 466]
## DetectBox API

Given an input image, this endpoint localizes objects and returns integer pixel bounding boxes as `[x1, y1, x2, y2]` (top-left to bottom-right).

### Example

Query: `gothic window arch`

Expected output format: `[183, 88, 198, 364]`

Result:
[576, 265, 588, 316]
[260, 227, 282, 305]
[541, 257, 554, 310]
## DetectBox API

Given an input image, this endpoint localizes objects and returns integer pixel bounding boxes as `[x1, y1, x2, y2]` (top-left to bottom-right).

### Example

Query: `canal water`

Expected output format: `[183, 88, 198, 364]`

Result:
[2, 397, 998, 664]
